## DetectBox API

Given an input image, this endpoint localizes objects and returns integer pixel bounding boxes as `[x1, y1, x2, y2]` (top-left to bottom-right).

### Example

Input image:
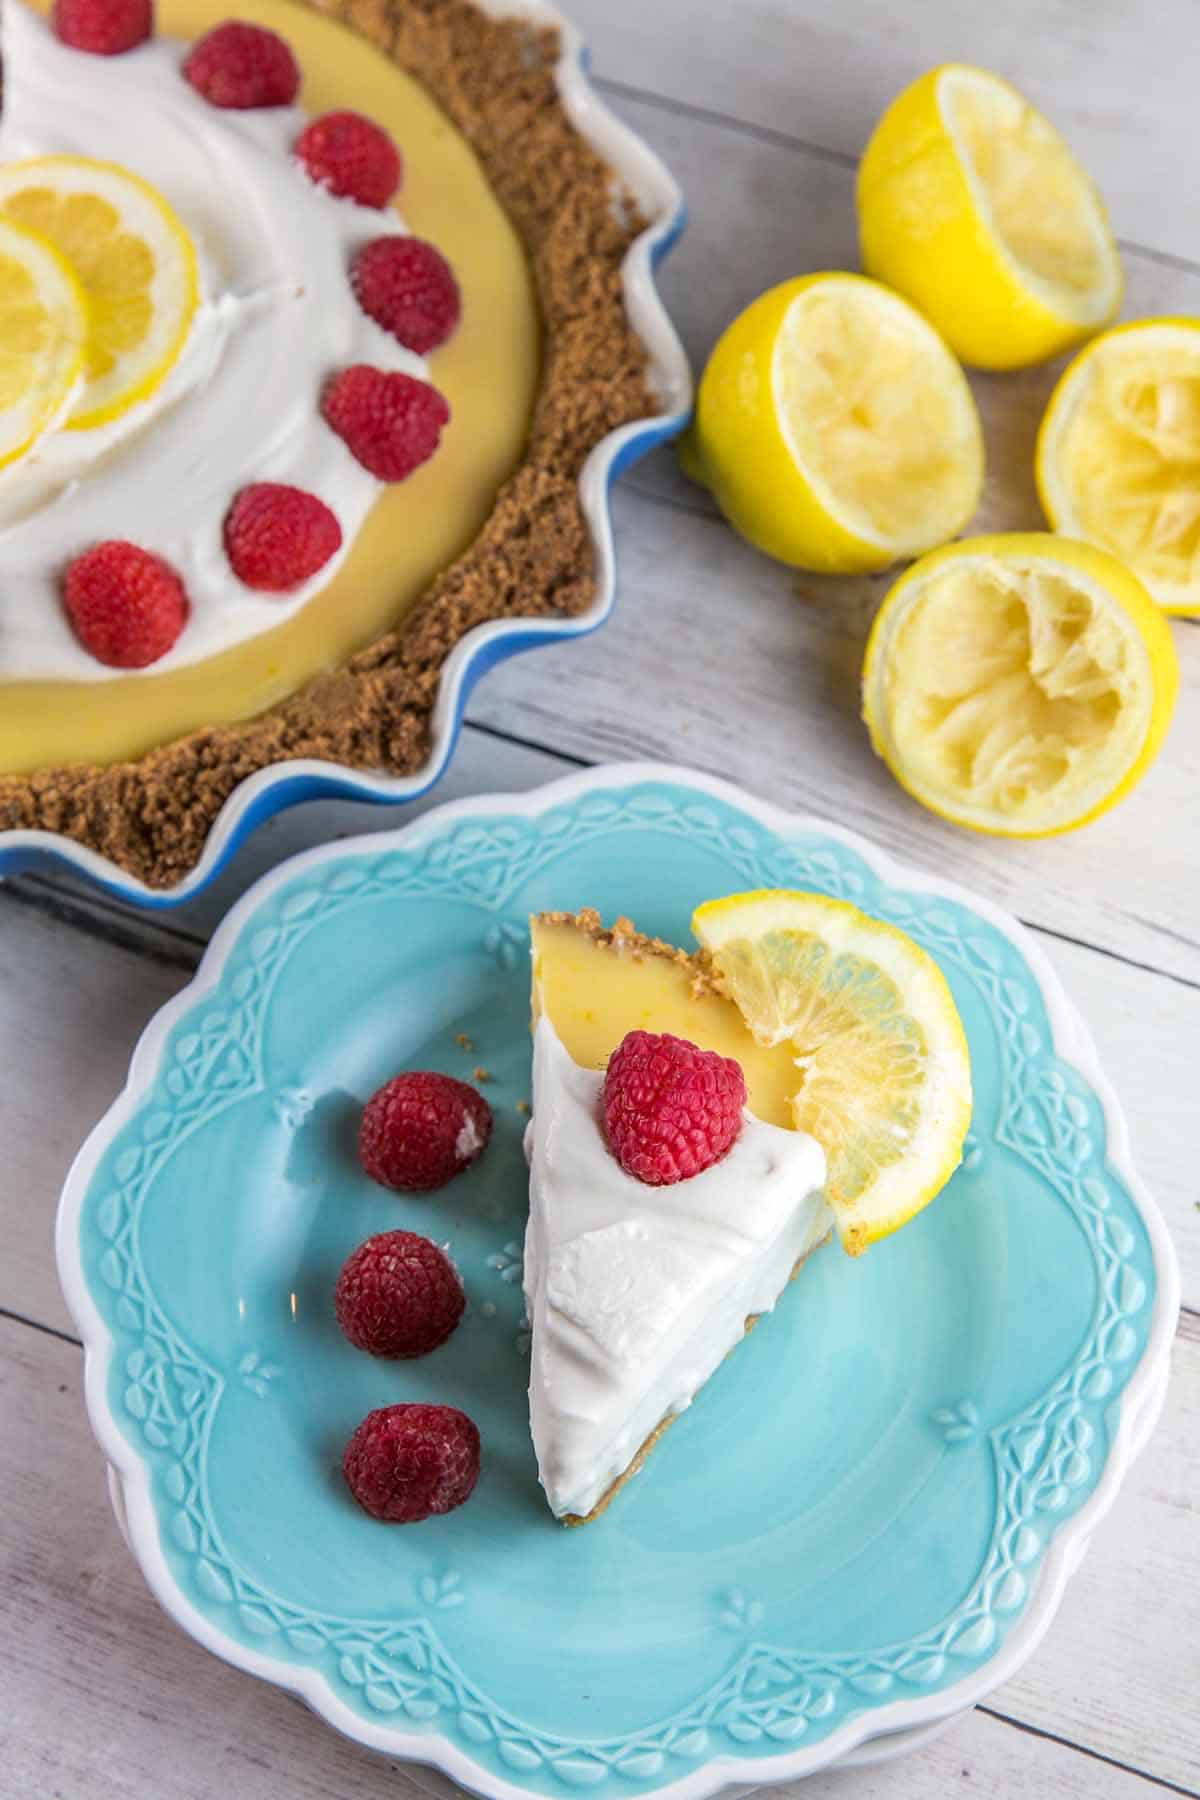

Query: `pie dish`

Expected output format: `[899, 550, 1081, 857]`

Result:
[56, 764, 1179, 1792]
[0, 0, 689, 900]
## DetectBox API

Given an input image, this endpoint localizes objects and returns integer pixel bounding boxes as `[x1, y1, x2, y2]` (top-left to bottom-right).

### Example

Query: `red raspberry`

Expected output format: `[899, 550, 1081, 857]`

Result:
[294, 110, 401, 209]
[602, 1030, 746, 1187]
[335, 1230, 465, 1358]
[343, 1403, 480, 1523]
[359, 1071, 491, 1193]
[224, 482, 342, 591]
[350, 237, 461, 354]
[62, 541, 188, 669]
[322, 367, 449, 482]
[182, 20, 299, 108]
[52, 0, 152, 54]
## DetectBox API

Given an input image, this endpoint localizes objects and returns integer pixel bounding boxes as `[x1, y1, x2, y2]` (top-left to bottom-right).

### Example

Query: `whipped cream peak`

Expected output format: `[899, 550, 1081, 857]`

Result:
[0, 1, 431, 681]
[524, 1016, 830, 1520]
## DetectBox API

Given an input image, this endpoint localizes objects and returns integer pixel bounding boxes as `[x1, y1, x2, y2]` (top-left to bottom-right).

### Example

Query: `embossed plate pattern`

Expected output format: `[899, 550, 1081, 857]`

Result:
[57, 765, 1179, 1794]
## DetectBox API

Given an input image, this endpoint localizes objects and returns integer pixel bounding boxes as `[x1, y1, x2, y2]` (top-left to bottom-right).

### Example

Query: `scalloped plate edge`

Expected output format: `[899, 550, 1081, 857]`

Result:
[55, 762, 1181, 1796]
[0, 1, 692, 908]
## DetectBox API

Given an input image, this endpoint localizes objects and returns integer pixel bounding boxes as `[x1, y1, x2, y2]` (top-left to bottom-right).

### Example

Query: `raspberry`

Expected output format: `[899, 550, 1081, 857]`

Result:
[62, 541, 188, 669]
[359, 1071, 491, 1193]
[602, 1030, 746, 1187]
[335, 1230, 465, 1358]
[224, 482, 342, 591]
[322, 366, 449, 482]
[52, 0, 152, 54]
[350, 237, 461, 354]
[182, 20, 299, 108]
[294, 110, 401, 209]
[343, 1403, 480, 1523]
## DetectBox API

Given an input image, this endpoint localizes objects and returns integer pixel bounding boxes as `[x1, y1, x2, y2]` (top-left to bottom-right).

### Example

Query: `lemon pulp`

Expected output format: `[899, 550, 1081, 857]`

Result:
[0, 156, 198, 429]
[1039, 323, 1200, 614]
[0, 215, 87, 466]
[693, 890, 972, 1253]
[773, 279, 983, 552]
[863, 535, 1179, 836]
[941, 68, 1110, 310]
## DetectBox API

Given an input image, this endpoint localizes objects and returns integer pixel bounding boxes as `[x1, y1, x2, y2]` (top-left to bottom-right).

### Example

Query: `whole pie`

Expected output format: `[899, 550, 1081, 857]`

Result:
[0, 0, 664, 885]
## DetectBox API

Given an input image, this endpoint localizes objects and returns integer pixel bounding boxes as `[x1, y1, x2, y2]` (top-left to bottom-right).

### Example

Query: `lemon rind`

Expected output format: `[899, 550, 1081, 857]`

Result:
[0, 215, 89, 470]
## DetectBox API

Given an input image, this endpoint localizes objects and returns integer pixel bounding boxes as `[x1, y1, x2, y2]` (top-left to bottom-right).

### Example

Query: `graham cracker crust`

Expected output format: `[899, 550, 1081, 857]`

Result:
[560, 1231, 833, 1526]
[535, 908, 728, 1003]
[0, 0, 659, 887]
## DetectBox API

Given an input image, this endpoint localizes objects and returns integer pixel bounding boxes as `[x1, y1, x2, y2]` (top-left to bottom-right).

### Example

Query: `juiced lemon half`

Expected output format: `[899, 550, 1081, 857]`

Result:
[692, 890, 972, 1253]
[858, 65, 1121, 370]
[681, 272, 983, 573]
[862, 533, 1179, 836]
[0, 156, 198, 430]
[0, 214, 88, 468]
[1037, 319, 1200, 616]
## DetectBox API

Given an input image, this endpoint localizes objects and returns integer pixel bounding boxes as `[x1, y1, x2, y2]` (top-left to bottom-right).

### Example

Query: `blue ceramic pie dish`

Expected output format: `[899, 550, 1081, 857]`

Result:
[0, 1, 690, 909]
[56, 765, 1179, 1792]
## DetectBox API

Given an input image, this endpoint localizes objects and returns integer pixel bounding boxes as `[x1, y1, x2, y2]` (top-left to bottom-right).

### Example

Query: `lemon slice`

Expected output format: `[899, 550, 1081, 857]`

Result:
[1037, 320, 1200, 616]
[862, 533, 1179, 837]
[0, 216, 88, 469]
[681, 272, 983, 573]
[692, 889, 971, 1253]
[858, 65, 1121, 370]
[0, 156, 198, 431]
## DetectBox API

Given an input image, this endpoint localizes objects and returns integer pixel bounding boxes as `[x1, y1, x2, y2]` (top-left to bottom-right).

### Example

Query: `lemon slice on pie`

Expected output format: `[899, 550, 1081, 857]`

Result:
[858, 65, 1121, 370]
[680, 272, 983, 573]
[861, 533, 1179, 836]
[0, 156, 198, 430]
[1037, 320, 1200, 616]
[0, 214, 88, 468]
[691, 890, 971, 1253]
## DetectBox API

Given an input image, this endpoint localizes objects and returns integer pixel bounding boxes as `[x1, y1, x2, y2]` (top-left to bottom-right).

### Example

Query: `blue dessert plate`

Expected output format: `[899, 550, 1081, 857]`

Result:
[56, 765, 1179, 1792]
[0, 0, 690, 909]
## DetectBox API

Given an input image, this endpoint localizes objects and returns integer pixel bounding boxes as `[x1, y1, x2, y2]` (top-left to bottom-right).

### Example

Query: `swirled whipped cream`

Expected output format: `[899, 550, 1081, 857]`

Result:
[0, 1, 429, 681]
[524, 1017, 830, 1521]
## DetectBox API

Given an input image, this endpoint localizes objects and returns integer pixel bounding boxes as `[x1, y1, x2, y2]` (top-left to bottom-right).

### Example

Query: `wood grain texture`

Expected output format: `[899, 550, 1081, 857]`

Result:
[567, 0, 1200, 269]
[2, 1314, 1197, 1797]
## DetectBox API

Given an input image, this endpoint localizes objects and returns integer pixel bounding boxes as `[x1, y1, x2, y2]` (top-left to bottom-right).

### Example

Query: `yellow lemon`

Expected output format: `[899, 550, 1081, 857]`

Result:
[0, 156, 198, 431]
[0, 215, 88, 469]
[862, 533, 1178, 837]
[692, 889, 972, 1254]
[680, 272, 983, 573]
[1037, 319, 1200, 616]
[858, 65, 1121, 370]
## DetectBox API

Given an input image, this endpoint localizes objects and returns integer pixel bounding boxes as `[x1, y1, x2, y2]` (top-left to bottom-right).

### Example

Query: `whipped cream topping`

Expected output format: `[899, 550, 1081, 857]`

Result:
[524, 1018, 830, 1520]
[0, 2, 431, 681]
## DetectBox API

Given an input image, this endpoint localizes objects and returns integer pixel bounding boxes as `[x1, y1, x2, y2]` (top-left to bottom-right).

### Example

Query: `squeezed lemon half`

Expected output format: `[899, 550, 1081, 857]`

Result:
[692, 889, 972, 1254]
[862, 534, 1179, 836]
[0, 214, 88, 468]
[1037, 319, 1200, 616]
[0, 156, 198, 430]
[680, 271, 983, 573]
[858, 65, 1121, 370]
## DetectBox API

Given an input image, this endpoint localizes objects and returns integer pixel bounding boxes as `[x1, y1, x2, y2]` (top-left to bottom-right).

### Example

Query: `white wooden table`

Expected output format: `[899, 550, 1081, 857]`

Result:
[2, 1, 1198, 1793]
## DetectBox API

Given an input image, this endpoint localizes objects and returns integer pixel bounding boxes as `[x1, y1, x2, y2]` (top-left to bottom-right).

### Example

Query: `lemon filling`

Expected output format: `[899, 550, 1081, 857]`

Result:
[772, 279, 982, 550]
[939, 67, 1114, 317]
[877, 557, 1151, 826]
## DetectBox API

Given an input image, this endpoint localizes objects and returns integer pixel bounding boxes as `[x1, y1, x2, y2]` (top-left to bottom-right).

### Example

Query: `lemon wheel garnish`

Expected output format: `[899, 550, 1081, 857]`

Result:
[692, 889, 972, 1254]
[858, 65, 1121, 370]
[862, 533, 1179, 837]
[0, 156, 198, 431]
[1037, 319, 1200, 617]
[0, 215, 88, 469]
[681, 272, 983, 573]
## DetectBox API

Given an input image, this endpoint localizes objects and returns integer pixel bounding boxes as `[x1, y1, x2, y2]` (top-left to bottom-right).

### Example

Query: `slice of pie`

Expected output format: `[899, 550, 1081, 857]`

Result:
[523, 899, 973, 1525]
[524, 909, 831, 1525]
